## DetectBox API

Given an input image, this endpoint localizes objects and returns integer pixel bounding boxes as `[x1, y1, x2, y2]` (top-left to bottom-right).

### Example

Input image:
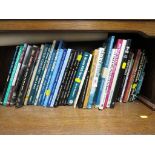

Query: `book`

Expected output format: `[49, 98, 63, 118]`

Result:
[1, 46, 19, 103]
[48, 49, 67, 107]
[123, 49, 142, 102]
[33, 44, 53, 105]
[68, 51, 90, 105]
[3, 44, 24, 106]
[60, 50, 81, 106]
[16, 47, 38, 108]
[94, 36, 115, 107]
[106, 39, 127, 108]
[119, 52, 135, 102]
[83, 49, 99, 108]
[74, 53, 92, 108]
[50, 49, 72, 107]
[87, 47, 105, 109]
[109, 39, 131, 108]
[54, 49, 74, 107]
[43, 45, 64, 107]
[24, 45, 44, 105]
[99, 39, 124, 110]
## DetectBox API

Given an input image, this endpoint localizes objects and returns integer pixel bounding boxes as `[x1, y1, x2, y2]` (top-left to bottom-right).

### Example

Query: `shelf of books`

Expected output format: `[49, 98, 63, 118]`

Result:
[0, 20, 155, 134]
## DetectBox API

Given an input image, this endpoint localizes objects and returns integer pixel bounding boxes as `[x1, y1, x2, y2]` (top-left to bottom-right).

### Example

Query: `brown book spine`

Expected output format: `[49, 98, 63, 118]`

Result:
[123, 49, 142, 102]
[83, 49, 99, 108]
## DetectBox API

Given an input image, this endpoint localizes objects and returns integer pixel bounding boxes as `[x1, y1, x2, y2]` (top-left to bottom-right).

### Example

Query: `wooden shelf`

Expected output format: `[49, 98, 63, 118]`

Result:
[0, 101, 154, 134]
[0, 20, 155, 37]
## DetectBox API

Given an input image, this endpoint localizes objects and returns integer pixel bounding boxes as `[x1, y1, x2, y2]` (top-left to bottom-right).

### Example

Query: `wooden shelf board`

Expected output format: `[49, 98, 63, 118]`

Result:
[0, 101, 154, 134]
[0, 20, 155, 37]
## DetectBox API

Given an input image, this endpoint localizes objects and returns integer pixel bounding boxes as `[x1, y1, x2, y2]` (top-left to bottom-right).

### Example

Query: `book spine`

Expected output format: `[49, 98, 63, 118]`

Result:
[48, 49, 67, 107]
[94, 36, 115, 107]
[32, 44, 51, 105]
[83, 50, 99, 108]
[37, 41, 56, 106]
[107, 40, 127, 108]
[68, 52, 90, 105]
[74, 54, 92, 108]
[77, 65, 91, 108]
[87, 47, 105, 109]
[99, 39, 123, 110]
[54, 50, 74, 107]
[16, 48, 38, 108]
[33, 44, 52, 105]
[60, 51, 80, 106]
[119, 53, 135, 102]
[110, 39, 131, 108]
[24, 46, 43, 106]
[51, 49, 71, 107]
[43, 48, 64, 107]
[129, 52, 145, 101]
[123, 49, 142, 102]
[27, 44, 46, 104]
[3, 45, 24, 106]
[1, 46, 19, 103]
[8, 44, 28, 105]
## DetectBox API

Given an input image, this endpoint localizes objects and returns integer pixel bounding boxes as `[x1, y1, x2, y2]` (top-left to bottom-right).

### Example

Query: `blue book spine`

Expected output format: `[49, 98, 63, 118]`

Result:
[3, 45, 24, 105]
[43, 48, 64, 107]
[51, 49, 72, 107]
[68, 51, 90, 105]
[48, 49, 68, 107]
[87, 48, 105, 109]
[41, 41, 63, 106]
[37, 41, 57, 105]
[28, 44, 47, 104]
[94, 36, 115, 107]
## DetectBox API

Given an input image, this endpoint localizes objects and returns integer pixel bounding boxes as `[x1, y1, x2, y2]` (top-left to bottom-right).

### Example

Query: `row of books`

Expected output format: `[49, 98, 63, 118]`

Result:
[0, 36, 147, 110]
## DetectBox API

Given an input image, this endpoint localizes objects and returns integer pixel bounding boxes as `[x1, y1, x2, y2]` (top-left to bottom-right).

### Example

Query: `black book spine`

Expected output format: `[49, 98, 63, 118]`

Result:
[54, 50, 74, 107]
[1, 46, 19, 103]
[110, 39, 131, 108]
[16, 48, 38, 108]
[77, 64, 91, 108]
[129, 51, 145, 101]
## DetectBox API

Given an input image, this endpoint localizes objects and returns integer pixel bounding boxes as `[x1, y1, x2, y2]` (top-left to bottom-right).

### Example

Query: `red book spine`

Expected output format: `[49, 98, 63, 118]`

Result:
[123, 49, 142, 102]
[103, 39, 123, 108]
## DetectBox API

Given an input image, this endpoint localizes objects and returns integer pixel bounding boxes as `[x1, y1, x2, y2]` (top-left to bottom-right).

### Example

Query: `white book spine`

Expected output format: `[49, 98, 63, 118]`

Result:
[120, 54, 134, 102]
[24, 45, 44, 105]
[73, 54, 92, 108]
[98, 48, 116, 110]
[107, 40, 127, 107]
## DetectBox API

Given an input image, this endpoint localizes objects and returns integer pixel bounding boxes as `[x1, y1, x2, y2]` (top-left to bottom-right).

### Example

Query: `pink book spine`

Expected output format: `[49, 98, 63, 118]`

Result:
[103, 39, 123, 108]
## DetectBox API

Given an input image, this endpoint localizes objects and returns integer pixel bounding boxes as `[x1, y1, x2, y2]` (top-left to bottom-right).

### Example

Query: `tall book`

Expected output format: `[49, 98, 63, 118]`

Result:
[109, 39, 131, 108]
[77, 64, 91, 108]
[83, 49, 99, 108]
[47, 49, 67, 107]
[123, 49, 142, 102]
[43, 46, 64, 107]
[50, 49, 72, 107]
[61, 51, 82, 106]
[119, 52, 135, 102]
[68, 51, 90, 105]
[3, 44, 24, 106]
[73, 53, 92, 108]
[106, 39, 127, 108]
[94, 36, 115, 107]
[1, 46, 19, 103]
[86, 47, 105, 109]
[54, 50, 74, 107]
[24, 45, 44, 105]
[16, 47, 38, 108]
[99, 39, 124, 110]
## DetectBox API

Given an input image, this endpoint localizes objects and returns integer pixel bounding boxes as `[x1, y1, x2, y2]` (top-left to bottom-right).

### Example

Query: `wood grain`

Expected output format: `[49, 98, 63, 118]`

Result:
[0, 20, 155, 37]
[0, 101, 154, 134]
